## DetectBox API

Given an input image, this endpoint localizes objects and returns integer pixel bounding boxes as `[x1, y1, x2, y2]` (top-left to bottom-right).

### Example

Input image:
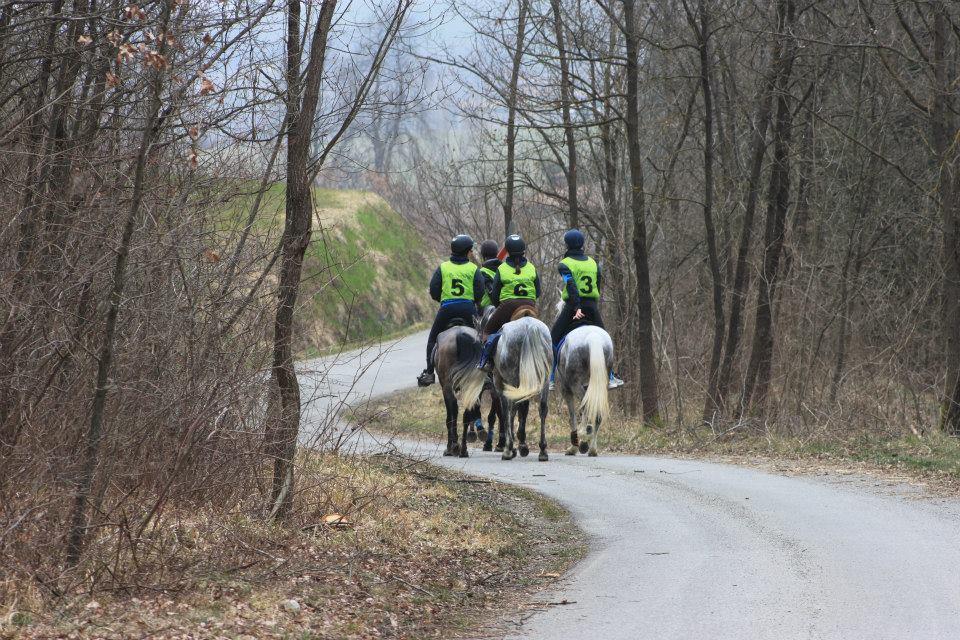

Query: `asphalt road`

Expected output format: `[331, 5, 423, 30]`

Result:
[299, 330, 960, 640]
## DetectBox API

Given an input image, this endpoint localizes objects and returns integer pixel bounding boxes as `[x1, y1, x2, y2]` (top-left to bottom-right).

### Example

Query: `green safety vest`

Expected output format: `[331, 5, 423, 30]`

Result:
[497, 261, 538, 301]
[440, 260, 477, 302]
[479, 266, 496, 308]
[560, 256, 600, 300]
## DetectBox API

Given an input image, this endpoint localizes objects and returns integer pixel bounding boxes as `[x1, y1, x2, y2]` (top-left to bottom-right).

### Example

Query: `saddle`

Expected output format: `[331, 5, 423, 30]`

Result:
[510, 306, 538, 321]
[445, 317, 467, 331]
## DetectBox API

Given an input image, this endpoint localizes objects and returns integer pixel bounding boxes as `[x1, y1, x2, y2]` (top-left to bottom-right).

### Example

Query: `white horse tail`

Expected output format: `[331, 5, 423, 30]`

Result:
[451, 331, 486, 408]
[503, 324, 551, 402]
[580, 333, 610, 428]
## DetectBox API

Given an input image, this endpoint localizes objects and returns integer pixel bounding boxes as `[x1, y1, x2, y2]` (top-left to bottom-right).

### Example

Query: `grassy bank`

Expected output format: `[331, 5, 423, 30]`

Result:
[220, 186, 434, 353]
[3, 453, 581, 639]
[362, 387, 960, 492]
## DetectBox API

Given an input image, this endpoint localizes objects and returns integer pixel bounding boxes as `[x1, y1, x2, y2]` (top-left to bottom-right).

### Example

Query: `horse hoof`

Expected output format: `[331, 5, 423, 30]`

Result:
[570, 433, 579, 446]
[494, 444, 505, 453]
[466, 431, 477, 443]
[501, 451, 512, 461]
[443, 449, 455, 457]
[459, 449, 469, 458]
[578, 441, 589, 454]
[565, 446, 577, 456]
[482, 442, 493, 452]
[538, 451, 549, 462]
[588, 449, 598, 457]
[585, 425, 593, 435]
[519, 444, 529, 457]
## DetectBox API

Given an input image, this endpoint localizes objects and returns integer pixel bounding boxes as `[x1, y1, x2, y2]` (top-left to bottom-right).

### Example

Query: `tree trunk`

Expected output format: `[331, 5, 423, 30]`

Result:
[931, 2, 960, 434]
[689, 0, 725, 424]
[503, 0, 528, 237]
[268, 0, 337, 520]
[623, 0, 660, 424]
[739, 0, 798, 418]
[65, 2, 171, 565]
[550, 0, 578, 229]
[715, 2, 788, 416]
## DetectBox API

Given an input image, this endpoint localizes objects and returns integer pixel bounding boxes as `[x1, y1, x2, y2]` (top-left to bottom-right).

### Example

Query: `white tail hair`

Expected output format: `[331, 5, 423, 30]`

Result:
[451, 365, 486, 409]
[580, 333, 610, 428]
[503, 322, 551, 401]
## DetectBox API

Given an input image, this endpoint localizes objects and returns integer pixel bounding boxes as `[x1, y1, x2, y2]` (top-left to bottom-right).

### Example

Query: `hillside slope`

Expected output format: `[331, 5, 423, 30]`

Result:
[223, 186, 434, 354]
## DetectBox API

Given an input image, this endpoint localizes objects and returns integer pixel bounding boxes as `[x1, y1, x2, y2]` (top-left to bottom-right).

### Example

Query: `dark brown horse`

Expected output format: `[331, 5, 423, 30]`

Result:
[434, 325, 487, 457]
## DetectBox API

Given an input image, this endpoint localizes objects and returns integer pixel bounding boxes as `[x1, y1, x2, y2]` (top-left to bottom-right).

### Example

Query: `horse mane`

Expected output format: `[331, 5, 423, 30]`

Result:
[510, 306, 538, 321]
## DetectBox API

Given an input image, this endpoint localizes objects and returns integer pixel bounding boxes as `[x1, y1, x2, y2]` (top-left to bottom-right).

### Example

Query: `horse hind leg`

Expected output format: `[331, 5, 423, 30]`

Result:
[538, 387, 549, 462]
[464, 403, 480, 443]
[493, 393, 506, 452]
[565, 396, 578, 456]
[588, 416, 601, 457]
[517, 400, 530, 457]
[459, 411, 470, 458]
[483, 392, 497, 452]
[501, 400, 517, 460]
[442, 388, 459, 456]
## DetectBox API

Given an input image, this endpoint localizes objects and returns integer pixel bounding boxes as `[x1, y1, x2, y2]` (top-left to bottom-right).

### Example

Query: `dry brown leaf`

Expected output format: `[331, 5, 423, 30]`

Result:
[322, 513, 351, 527]
[77, 34, 92, 45]
[202, 248, 219, 263]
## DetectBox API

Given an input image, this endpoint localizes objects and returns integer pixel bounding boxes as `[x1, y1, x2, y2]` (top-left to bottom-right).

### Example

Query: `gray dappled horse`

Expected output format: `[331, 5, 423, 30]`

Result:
[554, 324, 613, 456]
[489, 314, 553, 461]
[433, 325, 487, 457]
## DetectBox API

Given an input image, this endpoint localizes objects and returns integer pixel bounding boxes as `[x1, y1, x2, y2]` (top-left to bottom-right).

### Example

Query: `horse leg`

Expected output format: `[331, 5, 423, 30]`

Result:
[502, 399, 517, 460]
[538, 386, 549, 462]
[484, 391, 497, 451]
[517, 401, 530, 457]
[493, 393, 506, 452]
[565, 395, 578, 456]
[465, 402, 480, 443]
[442, 387, 458, 456]
[589, 415, 601, 457]
[459, 408, 470, 458]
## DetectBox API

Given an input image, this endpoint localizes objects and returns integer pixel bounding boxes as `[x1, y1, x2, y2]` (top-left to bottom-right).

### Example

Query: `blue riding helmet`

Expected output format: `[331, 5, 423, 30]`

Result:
[451, 234, 474, 255]
[504, 234, 525, 256]
[563, 229, 585, 251]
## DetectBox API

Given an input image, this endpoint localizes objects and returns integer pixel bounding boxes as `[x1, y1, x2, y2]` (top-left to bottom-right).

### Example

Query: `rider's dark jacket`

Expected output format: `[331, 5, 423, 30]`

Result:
[428, 253, 485, 308]
[490, 255, 542, 306]
[558, 249, 602, 308]
[479, 257, 501, 305]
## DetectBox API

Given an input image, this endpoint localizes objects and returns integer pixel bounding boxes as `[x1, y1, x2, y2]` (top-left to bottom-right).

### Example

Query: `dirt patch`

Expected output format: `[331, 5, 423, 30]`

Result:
[4, 454, 581, 639]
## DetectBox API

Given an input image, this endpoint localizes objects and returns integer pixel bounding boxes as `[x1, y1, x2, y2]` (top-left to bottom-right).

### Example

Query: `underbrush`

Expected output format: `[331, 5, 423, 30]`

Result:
[2, 452, 579, 639]
[366, 387, 960, 489]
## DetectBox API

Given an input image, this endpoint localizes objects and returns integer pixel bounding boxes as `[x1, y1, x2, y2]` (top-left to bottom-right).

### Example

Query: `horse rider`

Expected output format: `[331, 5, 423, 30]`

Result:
[477, 239, 501, 309]
[477, 234, 540, 370]
[417, 234, 485, 387]
[551, 229, 625, 388]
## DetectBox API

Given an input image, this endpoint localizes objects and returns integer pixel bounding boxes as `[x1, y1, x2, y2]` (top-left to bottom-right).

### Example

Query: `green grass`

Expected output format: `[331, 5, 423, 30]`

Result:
[217, 184, 434, 352]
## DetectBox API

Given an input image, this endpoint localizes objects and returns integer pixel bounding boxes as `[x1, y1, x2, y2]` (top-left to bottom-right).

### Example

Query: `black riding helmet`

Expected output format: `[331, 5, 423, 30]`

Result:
[450, 234, 474, 256]
[479, 239, 499, 261]
[504, 234, 525, 256]
[563, 229, 585, 251]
